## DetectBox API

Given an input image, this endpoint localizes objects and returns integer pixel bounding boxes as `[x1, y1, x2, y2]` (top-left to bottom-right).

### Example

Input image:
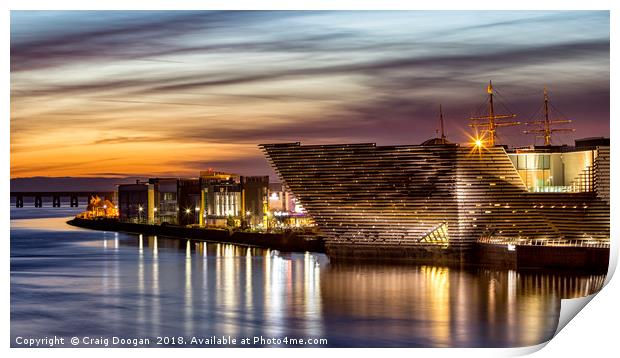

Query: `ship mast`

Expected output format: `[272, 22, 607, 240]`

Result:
[523, 87, 574, 146]
[439, 104, 447, 143]
[469, 81, 519, 146]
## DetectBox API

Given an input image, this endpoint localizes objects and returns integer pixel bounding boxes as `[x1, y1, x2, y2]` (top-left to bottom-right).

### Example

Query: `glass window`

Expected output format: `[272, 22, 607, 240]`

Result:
[542, 155, 550, 169]
[517, 155, 526, 169]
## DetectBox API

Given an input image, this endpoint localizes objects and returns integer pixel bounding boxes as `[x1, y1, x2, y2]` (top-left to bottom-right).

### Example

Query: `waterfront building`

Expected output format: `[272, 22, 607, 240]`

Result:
[199, 170, 242, 227]
[117, 182, 150, 223]
[76, 195, 118, 219]
[260, 83, 609, 263]
[196, 171, 272, 228]
[268, 183, 295, 212]
[115, 172, 273, 228]
[240, 176, 269, 227]
[260, 139, 609, 262]
[268, 183, 313, 228]
[148, 178, 179, 225]
[178, 178, 201, 226]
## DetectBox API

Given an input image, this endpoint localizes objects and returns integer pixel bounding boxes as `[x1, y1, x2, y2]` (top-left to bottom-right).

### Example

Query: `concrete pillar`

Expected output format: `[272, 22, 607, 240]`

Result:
[34, 196, 43, 208]
[52, 195, 61, 207]
[16, 195, 24, 208]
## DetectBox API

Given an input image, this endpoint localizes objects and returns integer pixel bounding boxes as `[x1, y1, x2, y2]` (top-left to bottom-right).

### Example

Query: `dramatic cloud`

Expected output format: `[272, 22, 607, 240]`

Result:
[10, 11, 609, 180]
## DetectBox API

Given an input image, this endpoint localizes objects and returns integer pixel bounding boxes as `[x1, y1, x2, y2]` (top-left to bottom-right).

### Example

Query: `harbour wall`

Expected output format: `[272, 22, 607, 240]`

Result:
[327, 243, 609, 272]
[325, 245, 470, 266]
[474, 243, 609, 272]
[67, 218, 325, 253]
[66, 219, 609, 272]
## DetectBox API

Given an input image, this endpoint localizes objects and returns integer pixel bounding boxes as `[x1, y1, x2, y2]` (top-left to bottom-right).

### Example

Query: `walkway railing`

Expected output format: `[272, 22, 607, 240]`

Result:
[478, 236, 609, 248]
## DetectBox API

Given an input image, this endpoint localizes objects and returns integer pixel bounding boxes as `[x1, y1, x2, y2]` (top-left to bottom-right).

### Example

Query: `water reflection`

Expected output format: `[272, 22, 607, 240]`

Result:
[320, 264, 603, 347]
[138, 234, 145, 337]
[185, 240, 193, 336]
[151, 235, 160, 337]
[10, 213, 607, 347]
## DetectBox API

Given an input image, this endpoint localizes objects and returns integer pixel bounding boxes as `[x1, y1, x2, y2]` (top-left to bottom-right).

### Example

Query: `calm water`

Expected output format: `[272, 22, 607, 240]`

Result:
[10, 207, 606, 347]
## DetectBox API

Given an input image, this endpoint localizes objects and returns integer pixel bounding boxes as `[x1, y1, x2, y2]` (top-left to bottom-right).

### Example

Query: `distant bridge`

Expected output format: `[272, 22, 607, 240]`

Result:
[10, 191, 115, 208]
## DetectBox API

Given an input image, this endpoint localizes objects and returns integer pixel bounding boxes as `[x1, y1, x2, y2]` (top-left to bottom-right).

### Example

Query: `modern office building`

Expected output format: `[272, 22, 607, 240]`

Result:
[240, 176, 269, 227]
[199, 170, 242, 227]
[195, 171, 272, 228]
[117, 177, 202, 226]
[148, 178, 179, 225]
[178, 178, 201, 226]
[117, 172, 273, 228]
[117, 181, 150, 223]
[260, 140, 609, 261]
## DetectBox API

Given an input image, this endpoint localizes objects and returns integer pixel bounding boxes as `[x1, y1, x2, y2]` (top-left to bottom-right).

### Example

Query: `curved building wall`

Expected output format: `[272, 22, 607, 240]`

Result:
[260, 143, 609, 257]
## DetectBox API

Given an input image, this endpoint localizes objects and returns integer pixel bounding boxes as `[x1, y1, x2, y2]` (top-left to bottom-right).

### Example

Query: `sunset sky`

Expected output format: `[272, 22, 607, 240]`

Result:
[10, 11, 609, 179]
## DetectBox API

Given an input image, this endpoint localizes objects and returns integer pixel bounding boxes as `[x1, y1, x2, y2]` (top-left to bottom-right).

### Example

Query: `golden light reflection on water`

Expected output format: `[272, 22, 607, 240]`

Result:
[138, 234, 145, 336]
[246, 248, 253, 312]
[265, 249, 284, 337]
[421, 266, 450, 346]
[10, 216, 85, 232]
[10, 206, 612, 349]
[320, 264, 605, 347]
[118, 234, 604, 347]
[54, 227, 606, 347]
[151, 236, 160, 336]
[185, 240, 193, 335]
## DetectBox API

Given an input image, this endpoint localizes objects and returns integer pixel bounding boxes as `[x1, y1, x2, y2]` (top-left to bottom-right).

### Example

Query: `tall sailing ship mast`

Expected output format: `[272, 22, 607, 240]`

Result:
[468, 81, 519, 146]
[437, 104, 448, 144]
[523, 87, 575, 146]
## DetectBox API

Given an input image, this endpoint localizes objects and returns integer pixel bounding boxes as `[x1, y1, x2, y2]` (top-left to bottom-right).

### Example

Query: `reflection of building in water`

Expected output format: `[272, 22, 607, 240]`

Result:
[319, 264, 605, 347]
[518, 272, 606, 299]
[259, 250, 323, 340]
[184, 240, 193, 335]
[137, 234, 145, 336]
[151, 235, 160, 335]
[131, 237, 324, 340]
